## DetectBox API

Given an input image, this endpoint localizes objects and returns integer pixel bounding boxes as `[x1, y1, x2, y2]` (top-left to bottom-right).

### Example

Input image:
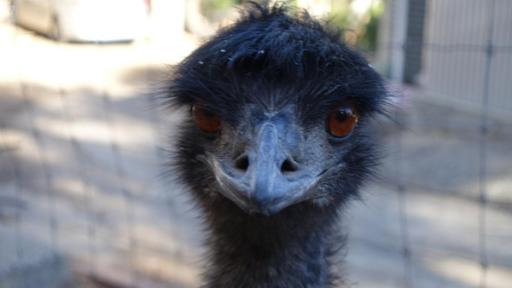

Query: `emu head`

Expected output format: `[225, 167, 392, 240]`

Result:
[168, 5, 387, 216]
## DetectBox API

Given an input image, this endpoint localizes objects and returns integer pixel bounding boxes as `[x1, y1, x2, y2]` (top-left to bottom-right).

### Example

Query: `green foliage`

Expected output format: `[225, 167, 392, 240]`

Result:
[202, 0, 240, 11]
[359, 1, 384, 52]
[328, 0, 384, 53]
[328, 0, 353, 27]
[201, 0, 242, 20]
[200, 0, 384, 53]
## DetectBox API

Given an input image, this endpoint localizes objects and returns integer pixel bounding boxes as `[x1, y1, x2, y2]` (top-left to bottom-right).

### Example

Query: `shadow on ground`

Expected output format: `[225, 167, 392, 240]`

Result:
[0, 50, 511, 287]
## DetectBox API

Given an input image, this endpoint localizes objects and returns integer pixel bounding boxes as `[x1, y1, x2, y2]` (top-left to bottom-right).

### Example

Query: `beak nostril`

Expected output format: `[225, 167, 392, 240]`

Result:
[280, 159, 298, 173]
[234, 155, 250, 171]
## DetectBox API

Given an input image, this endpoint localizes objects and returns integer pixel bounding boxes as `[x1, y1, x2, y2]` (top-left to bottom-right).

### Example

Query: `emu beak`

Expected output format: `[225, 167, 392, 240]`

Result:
[212, 123, 319, 216]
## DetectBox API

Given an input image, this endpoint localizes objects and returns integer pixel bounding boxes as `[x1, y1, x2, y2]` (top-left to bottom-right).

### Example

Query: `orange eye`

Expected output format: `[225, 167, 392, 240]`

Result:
[326, 104, 359, 138]
[192, 104, 221, 133]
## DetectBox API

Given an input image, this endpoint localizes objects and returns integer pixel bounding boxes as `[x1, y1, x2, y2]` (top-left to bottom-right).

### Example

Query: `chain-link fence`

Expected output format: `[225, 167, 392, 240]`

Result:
[364, 0, 512, 287]
[0, 0, 511, 287]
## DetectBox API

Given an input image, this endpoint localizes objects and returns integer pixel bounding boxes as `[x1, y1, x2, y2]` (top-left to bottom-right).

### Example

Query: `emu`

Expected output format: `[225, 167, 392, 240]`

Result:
[166, 3, 387, 287]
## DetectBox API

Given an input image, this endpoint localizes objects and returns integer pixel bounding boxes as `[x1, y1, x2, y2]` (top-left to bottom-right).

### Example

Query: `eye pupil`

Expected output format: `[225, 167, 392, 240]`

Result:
[327, 104, 358, 138]
[202, 109, 215, 118]
[335, 108, 350, 121]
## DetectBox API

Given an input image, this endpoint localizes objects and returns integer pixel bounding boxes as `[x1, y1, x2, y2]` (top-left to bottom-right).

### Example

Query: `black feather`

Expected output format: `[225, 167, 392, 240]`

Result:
[165, 2, 388, 287]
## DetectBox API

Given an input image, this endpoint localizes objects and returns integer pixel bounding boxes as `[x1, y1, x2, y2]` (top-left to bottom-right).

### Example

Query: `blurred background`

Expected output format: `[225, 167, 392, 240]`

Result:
[0, 0, 511, 287]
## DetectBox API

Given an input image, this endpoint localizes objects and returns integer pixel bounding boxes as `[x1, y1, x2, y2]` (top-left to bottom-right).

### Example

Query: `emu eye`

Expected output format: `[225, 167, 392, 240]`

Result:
[192, 105, 221, 133]
[326, 104, 359, 138]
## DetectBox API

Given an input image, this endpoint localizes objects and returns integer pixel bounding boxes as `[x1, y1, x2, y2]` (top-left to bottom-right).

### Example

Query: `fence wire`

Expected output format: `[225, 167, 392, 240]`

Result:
[1, 0, 511, 287]
[386, 0, 510, 287]
[477, 0, 496, 286]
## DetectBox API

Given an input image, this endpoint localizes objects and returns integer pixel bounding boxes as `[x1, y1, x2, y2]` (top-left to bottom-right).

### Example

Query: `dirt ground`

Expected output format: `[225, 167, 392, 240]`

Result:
[0, 5, 511, 288]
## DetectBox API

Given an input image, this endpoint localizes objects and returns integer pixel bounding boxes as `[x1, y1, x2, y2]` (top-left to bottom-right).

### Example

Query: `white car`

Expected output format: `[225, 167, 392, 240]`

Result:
[10, 0, 150, 42]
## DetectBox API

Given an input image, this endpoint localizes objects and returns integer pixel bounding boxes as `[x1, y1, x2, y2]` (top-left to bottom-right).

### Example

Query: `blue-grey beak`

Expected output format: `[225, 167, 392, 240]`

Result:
[212, 122, 320, 215]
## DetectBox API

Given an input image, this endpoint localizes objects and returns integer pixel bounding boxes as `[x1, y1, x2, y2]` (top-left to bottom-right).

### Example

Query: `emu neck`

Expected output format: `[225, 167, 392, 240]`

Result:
[203, 201, 340, 288]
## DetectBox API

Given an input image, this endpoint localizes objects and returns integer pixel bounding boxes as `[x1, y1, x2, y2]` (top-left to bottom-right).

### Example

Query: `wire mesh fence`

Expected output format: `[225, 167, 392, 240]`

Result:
[374, 0, 512, 287]
[0, 0, 511, 287]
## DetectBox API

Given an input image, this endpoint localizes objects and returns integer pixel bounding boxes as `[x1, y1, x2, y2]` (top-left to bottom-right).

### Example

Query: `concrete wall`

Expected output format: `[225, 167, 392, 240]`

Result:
[422, 0, 512, 120]
[378, 0, 512, 120]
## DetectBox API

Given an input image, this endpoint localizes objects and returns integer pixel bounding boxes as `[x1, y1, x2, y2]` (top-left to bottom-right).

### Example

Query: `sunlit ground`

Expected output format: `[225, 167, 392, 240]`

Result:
[0, 8, 201, 287]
